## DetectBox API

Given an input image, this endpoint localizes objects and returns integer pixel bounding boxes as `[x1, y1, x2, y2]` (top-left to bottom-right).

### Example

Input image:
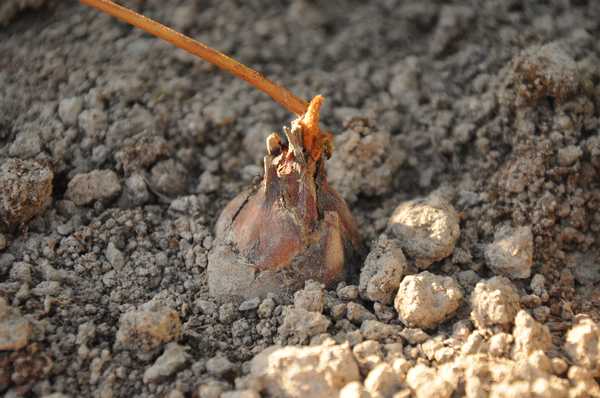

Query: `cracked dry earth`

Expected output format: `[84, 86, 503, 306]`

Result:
[2, 0, 600, 397]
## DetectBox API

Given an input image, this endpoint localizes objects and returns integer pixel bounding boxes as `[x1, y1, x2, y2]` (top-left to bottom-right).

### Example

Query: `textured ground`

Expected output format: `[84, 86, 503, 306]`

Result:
[1, 0, 600, 397]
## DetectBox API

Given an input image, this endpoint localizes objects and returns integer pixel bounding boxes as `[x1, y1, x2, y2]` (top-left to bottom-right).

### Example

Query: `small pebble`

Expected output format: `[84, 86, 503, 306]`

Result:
[337, 285, 359, 301]
[239, 297, 261, 312]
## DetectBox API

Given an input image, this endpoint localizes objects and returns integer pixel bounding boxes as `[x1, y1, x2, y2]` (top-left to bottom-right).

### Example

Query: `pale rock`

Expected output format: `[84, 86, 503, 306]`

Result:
[359, 235, 407, 304]
[564, 317, 600, 376]
[391, 357, 411, 379]
[388, 195, 460, 269]
[400, 328, 430, 345]
[197, 381, 229, 398]
[143, 343, 190, 383]
[489, 381, 533, 398]
[484, 226, 533, 279]
[250, 343, 360, 398]
[488, 333, 513, 357]
[456, 270, 480, 291]
[120, 174, 150, 207]
[389, 56, 420, 106]
[257, 297, 275, 319]
[372, 303, 394, 323]
[360, 320, 402, 342]
[346, 302, 376, 325]
[461, 331, 488, 355]
[89, 349, 110, 384]
[364, 363, 401, 398]
[567, 366, 600, 397]
[470, 276, 520, 329]
[551, 357, 568, 376]
[340, 381, 371, 398]
[331, 303, 347, 321]
[278, 307, 331, 342]
[558, 145, 582, 166]
[530, 274, 546, 296]
[406, 364, 453, 398]
[116, 304, 181, 352]
[353, 340, 384, 374]
[434, 347, 456, 363]
[105, 242, 125, 269]
[239, 297, 261, 312]
[206, 354, 235, 376]
[221, 390, 260, 398]
[198, 171, 220, 193]
[66, 170, 122, 206]
[512, 310, 551, 359]
[394, 271, 463, 329]
[384, 343, 404, 362]
[195, 299, 217, 316]
[421, 338, 444, 361]
[337, 285, 360, 301]
[10, 261, 32, 283]
[451, 320, 472, 341]
[532, 305, 550, 323]
[32, 280, 61, 296]
[294, 281, 325, 313]
[58, 97, 83, 126]
[79, 108, 108, 138]
[219, 302, 238, 324]
[0, 297, 32, 350]
[9, 128, 41, 158]
[171, 3, 196, 30]
[149, 159, 188, 196]
[166, 390, 185, 398]
[573, 252, 600, 285]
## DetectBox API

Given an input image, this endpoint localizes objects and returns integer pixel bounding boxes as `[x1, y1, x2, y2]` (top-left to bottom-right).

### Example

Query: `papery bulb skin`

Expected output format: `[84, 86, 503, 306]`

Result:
[208, 97, 364, 300]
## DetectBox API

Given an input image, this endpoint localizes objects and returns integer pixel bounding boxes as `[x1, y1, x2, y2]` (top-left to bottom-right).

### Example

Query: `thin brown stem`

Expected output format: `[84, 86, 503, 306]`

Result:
[80, 0, 309, 116]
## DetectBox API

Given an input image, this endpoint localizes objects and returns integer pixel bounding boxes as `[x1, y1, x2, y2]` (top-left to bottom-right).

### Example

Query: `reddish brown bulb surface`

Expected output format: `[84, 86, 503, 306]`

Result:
[208, 96, 363, 300]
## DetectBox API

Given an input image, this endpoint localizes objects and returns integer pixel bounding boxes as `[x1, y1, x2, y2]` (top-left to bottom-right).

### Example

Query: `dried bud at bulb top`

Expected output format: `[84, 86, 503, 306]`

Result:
[208, 96, 364, 300]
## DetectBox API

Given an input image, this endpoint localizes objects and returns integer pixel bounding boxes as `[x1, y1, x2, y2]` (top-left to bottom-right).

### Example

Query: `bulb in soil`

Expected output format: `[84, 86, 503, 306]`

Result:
[208, 96, 364, 300]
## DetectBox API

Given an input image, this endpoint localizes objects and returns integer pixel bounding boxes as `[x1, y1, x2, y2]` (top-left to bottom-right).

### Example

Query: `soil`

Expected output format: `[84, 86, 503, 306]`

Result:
[1, 0, 600, 397]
